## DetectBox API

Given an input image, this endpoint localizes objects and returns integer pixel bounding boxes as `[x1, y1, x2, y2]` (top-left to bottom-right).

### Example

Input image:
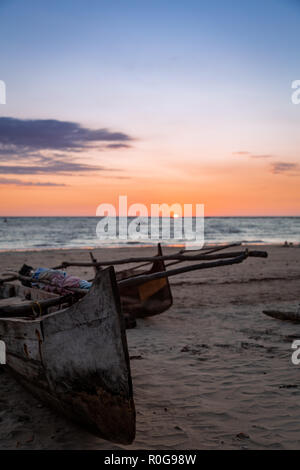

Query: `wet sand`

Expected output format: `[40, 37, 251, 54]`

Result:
[0, 244, 300, 449]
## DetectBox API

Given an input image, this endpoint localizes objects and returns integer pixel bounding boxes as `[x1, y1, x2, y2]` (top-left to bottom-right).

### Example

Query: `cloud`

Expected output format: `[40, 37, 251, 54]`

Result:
[233, 151, 300, 176]
[105, 143, 132, 149]
[249, 154, 273, 159]
[270, 162, 300, 175]
[0, 117, 133, 152]
[107, 175, 132, 180]
[0, 117, 133, 176]
[0, 177, 66, 186]
[233, 151, 273, 159]
[0, 161, 111, 175]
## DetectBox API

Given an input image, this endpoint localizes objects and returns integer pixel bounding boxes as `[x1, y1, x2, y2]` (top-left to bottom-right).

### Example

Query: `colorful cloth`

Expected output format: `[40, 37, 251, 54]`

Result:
[32, 267, 92, 294]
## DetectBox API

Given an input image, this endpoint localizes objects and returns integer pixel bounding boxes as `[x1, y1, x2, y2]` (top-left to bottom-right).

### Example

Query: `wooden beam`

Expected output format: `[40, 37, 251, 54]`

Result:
[53, 249, 267, 269]
[118, 252, 249, 288]
[0, 293, 73, 318]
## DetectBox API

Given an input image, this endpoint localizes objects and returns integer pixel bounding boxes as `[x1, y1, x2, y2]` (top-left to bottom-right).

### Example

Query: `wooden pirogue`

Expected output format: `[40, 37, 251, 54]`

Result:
[0, 267, 135, 444]
[96, 244, 173, 320]
[0, 246, 268, 442]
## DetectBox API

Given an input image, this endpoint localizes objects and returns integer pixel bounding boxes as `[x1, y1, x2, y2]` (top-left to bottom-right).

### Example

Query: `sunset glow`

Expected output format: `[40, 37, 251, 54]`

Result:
[0, 0, 299, 216]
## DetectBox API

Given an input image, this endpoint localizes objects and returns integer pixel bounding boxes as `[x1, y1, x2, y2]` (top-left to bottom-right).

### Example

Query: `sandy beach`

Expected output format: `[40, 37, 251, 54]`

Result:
[0, 244, 300, 450]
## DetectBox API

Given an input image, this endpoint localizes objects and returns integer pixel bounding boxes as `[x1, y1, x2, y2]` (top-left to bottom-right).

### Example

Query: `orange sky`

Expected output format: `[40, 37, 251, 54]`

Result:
[1, 158, 299, 216]
[1, 1, 300, 216]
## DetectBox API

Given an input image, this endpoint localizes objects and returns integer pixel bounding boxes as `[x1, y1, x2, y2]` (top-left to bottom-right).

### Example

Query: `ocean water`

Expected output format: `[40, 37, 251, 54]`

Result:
[0, 217, 299, 251]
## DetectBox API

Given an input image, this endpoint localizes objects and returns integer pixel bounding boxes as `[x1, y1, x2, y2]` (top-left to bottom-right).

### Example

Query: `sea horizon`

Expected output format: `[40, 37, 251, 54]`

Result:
[1, 216, 299, 251]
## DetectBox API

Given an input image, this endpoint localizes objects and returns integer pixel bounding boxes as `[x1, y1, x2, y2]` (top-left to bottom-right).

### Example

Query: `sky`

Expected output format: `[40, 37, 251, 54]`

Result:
[0, 0, 299, 216]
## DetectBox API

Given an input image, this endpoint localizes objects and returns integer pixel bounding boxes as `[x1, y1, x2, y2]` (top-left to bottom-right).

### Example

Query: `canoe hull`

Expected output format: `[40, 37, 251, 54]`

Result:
[263, 309, 300, 323]
[0, 267, 135, 444]
[118, 244, 173, 319]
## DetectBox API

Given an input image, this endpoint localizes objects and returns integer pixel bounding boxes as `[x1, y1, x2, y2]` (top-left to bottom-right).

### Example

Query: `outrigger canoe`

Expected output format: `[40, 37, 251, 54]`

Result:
[0, 247, 268, 442]
[52, 245, 268, 325]
[0, 267, 135, 444]
[116, 244, 173, 319]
